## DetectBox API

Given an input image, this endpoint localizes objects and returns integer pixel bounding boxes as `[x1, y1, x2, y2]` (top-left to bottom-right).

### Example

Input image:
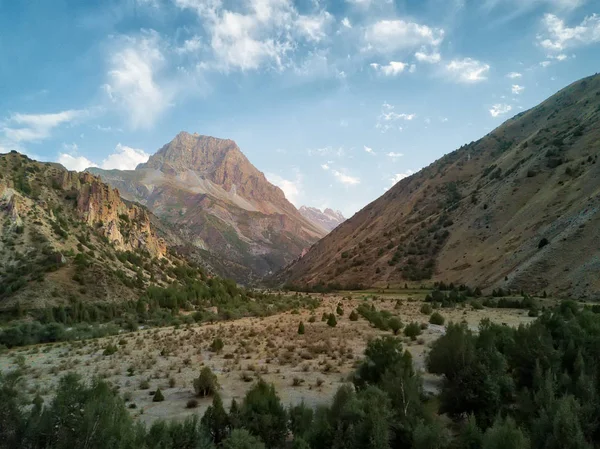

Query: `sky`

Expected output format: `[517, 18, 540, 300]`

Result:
[0, 0, 599, 217]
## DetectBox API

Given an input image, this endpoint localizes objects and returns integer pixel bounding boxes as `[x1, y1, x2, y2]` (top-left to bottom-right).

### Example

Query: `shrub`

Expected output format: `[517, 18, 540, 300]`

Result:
[308, 315, 316, 323]
[404, 322, 422, 340]
[388, 317, 403, 335]
[223, 429, 266, 449]
[298, 321, 305, 335]
[194, 367, 219, 397]
[152, 388, 165, 402]
[420, 304, 433, 314]
[210, 337, 224, 353]
[327, 314, 337, 327]
[336, 304, 344, 316]
[429, 312, 445, 325]
[103, 344, 118, 356]
[538, 238, 549, 249]
[186, 399, 199, 408]
[139, 379, 150, 390]
[349, 310, 359, 321]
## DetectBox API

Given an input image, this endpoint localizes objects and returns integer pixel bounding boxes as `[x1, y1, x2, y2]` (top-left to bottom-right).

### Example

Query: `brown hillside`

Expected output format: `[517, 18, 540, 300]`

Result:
[0, 152, 200, 309]
[279, 74, 600, 300]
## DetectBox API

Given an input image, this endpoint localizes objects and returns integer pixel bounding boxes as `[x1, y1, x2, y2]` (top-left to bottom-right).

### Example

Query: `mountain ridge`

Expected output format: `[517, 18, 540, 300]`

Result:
[278, 73, 600, 300]
[299, 206, 345, 232]
[89, 132, 326, 283]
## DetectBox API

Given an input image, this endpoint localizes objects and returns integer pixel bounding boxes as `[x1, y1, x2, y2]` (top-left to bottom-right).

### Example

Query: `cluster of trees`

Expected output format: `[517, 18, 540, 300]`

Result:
[0, 278, 319, 349]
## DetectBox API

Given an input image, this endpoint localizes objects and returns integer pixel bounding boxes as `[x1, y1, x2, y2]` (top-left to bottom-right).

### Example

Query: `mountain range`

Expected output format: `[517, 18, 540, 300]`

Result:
[88, 132, 326, 282]
[278, 73, 600, 300]
[299, 206, 345, 232]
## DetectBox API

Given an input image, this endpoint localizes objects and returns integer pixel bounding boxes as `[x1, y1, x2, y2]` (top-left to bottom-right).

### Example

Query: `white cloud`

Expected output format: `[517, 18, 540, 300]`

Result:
[58, 154, 97, 172]
[1, 109, 87, 143]
[339, 119, 349, 127]
[341, 17, 352, 29]
[57, 143, 149, 172]
[376, 102, 416, 132]
[175, 0, 333, 72]
[489, 103, 512, 117]
[540, 60, 551, 67]
[415, 49, 441, 63]
[365, 19, 444, 53]
[506, 71, 522, 79]
[101, 143, 150, 170]
[370, 61, 407, 76]
[511, 84, 525, 94]
[389, 170, 414, 187]
[538, 13, 600, 52]
[321, 163, 330, 170]
[308, 146, 345, 158]
[364, 145, 375, 154]
[409, 64, 416, 73]
[445, 58, 490, 83]
[332, 169, 360, 185]
[265, 170, 303, 206]
[175, 36, 202, 54]
[104, 31, 172, 129]
[387, 152, 403, 159]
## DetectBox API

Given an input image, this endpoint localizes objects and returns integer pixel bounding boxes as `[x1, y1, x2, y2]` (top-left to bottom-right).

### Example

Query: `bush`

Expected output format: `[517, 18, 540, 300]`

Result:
[139, 379, 150, 390]
[103, 344, 118, 356]
[194, 367, 219, 397]
[186, 399, 199, 408]
[349, 310, 359, 321]
[298, 321, 305, 335]
[429, 312, 445, 325]
[420, 304, 433, 315]
[223, 429, 266, 449]
[210, 337, 224, 353]
[240, 380, 287, 448]
[327, 313, 337, 327]
[336, 304, 344, 316]
[404, 322, 422, 340]
[153, 388, 165, 402]
[308, 315, 316, 323]
[388, 317, 403, 335]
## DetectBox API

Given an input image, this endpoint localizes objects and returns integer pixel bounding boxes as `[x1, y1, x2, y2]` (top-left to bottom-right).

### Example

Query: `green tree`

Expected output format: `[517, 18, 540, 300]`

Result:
[240, 380, 287, 448]
[201, 393, 230, 445]
[298, 321, 305, 335]
[153, 388, 165, 402]
[388, 317, 402, 335]
[404, 322, 422, 340]
[483, 417, 529, 449]
[289, 401, 314, 439]
[354, 336, 406, 390]
[412, 420, 450, 449]
[429, 312, 445, 325]
[457, 415, 483, 449]
[194, 367, 220, 398]
[222, 429, 266, 449]
[327, 314, 337, 327]
[349, 310, 359, 321]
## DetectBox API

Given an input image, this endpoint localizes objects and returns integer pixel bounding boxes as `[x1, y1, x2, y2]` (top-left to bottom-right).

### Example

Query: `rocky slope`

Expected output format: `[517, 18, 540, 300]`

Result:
[279, 74, 600, 300]
[299, 206, 345, 232]
[89, 132, 326, 283]
[0, 151, 196, 309]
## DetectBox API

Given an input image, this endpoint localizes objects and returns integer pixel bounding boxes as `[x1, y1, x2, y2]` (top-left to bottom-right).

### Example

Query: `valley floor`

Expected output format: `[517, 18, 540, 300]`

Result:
[0, 291, 537, 426]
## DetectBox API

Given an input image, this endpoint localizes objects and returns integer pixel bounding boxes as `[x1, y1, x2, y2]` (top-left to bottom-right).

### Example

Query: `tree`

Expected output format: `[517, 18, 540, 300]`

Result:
[336, 304, 344, 316]
[354, 336, 406, 390]
[412, 420, 450, 449]
[210, 337, 224, 353]
[404, 322, 422, 340]
[482, 417, 529, 449]
[222, 429, 265, 449]
[429, 312, 445, 326]
[153, 388, 165, 402]
[298, 321, 305, 335]
[289, 401, 314, 439]
[229, 399, 242, 429]
[349, 310, 359, 321]
[201, 393, 230, 445]
[240, 380, 287, 448]
[194, 367, 219, 398]
[327, 314, 337, 327]
[388, 317, 403, 335]
[457, 415, 483, 449]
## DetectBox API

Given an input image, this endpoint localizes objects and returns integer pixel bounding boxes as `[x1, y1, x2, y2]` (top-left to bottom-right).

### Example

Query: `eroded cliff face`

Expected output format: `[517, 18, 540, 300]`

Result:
[91, 132, 326, 282]
[0, 151, 175, 309]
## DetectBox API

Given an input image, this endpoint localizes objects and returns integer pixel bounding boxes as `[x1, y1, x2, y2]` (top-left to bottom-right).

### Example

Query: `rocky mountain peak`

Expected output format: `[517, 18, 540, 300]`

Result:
[299, 206, 346, 233]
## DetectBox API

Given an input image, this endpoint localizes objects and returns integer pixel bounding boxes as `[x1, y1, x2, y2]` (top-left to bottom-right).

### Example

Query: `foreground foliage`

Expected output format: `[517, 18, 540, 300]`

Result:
[2, 300, 600, 448]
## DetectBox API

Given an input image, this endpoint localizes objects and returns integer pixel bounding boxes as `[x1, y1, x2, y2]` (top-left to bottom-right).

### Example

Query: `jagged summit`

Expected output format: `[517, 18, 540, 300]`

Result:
[90, 132, 326, 283]
[299, 206, 346, 233]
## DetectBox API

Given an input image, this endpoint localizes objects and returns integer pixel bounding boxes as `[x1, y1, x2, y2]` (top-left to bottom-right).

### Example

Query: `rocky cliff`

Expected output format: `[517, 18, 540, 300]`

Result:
[299, 206, 345, 232]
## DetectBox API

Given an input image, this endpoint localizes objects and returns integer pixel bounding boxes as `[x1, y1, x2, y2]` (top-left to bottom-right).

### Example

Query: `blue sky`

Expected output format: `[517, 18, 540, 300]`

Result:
[1, 0, 599, 217]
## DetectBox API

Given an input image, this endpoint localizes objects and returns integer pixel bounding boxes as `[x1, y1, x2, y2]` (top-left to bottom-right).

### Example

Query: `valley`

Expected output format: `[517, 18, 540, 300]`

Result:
[0, 290, 536, 426]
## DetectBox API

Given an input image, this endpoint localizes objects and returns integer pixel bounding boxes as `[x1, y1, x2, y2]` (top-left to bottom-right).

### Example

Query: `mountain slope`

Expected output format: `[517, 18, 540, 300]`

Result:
[299, 206, 345, 232]
[279, 74, 600, 300]
[0, 151, 206, 309]
[89, 132, 325, 283]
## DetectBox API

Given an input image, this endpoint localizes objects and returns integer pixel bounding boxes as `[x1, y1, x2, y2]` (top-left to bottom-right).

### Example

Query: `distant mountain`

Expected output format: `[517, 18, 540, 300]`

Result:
[278, 74, 600, 300]
[299, 206, 345, 232]
[89, 132, 326, 283]
[0, 151, 199, 309]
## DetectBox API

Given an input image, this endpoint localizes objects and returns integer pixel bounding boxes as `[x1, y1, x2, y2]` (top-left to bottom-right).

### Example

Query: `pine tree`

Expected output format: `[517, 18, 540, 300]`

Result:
[298, 321, 305, 335]
[153, 388, 164, 402]
[327, 314, 337, 327]
[201, 393, 230, 445]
